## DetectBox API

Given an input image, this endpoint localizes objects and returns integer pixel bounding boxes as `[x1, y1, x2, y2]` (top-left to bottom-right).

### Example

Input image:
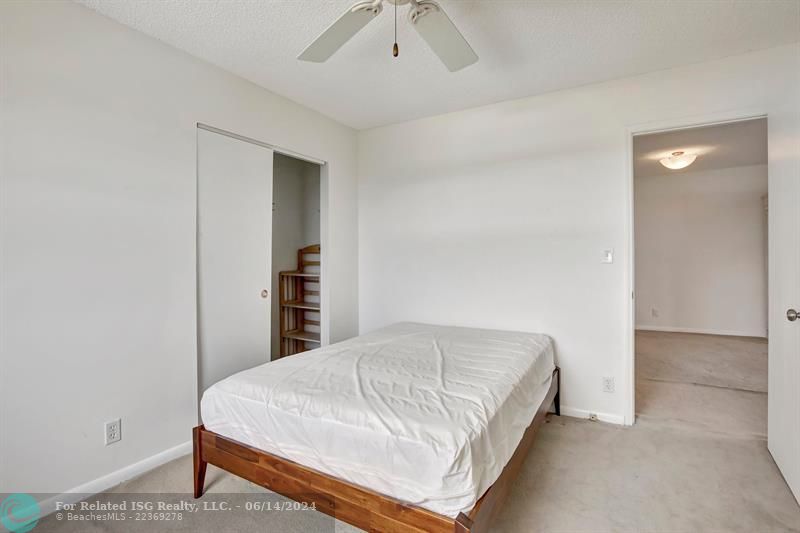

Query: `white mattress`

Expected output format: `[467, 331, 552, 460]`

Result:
[200, 322, 555, 518]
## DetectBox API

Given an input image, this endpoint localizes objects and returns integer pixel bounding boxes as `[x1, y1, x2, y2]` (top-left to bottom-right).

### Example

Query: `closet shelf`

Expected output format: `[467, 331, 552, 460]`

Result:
[281, 300, 320, 311]
[284, 329, 321, 343]
[280, 244, 321, 357]
[279, 271, 320, 279]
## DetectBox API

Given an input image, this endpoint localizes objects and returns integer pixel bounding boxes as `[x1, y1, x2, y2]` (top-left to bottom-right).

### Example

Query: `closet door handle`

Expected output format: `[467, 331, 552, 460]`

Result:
[788, 308, 798, 322]
[261, 289, 269, 299]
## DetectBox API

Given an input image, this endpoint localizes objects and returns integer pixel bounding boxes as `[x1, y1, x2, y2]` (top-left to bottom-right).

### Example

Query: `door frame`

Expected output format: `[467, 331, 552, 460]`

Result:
[623, 108, 768, 426]
[195, 123, 332, 351]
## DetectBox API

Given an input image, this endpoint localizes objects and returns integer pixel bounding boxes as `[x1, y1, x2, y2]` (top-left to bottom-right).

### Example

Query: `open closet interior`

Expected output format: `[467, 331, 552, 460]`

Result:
[272, 153, 321, 359]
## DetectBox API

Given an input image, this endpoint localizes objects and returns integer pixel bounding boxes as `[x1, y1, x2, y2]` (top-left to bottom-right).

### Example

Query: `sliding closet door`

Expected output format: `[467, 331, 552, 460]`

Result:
[197, 128, 273, 393]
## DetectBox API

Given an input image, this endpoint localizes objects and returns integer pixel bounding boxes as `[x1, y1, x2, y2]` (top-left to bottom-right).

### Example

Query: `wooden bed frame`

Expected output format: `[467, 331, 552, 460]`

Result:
[193, 367, 560, 533]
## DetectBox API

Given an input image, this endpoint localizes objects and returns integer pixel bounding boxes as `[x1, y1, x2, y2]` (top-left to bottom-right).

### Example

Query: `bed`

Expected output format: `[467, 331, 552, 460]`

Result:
[194, 322, 559, 532]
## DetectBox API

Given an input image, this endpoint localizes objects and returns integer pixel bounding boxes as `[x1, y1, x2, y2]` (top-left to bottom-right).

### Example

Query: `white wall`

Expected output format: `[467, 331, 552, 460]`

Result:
[271, 154, 321, 357]
[635, 164, 768, 337]
[304, 162, 322, 247]
[0, 1, 357, 499]
[357, 44, 800, 425]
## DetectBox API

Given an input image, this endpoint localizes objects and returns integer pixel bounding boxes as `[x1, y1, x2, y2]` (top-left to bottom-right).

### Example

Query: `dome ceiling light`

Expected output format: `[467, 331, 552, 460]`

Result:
[659, 151, 697, 170]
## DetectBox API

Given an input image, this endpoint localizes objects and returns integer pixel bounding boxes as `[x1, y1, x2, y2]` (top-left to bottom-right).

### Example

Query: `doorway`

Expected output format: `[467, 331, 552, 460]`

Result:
[632, 117, 769, 434]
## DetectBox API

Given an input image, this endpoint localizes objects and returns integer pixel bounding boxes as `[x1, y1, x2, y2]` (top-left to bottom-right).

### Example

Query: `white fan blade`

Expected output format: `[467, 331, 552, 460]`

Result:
[411, 0, 477, 72]
[298, 2, 382, 63]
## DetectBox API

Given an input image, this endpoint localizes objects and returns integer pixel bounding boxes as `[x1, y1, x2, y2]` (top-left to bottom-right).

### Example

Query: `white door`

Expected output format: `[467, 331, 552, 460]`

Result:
[768, 119, 800, 503]
[197, 128, 273, 393]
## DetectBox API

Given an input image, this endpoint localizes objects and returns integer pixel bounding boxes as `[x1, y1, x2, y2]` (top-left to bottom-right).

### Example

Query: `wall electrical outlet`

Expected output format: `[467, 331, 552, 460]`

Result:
[651, 307, 659, 318]
[602, 376, 615, 393]
[105, 418, 122, 446]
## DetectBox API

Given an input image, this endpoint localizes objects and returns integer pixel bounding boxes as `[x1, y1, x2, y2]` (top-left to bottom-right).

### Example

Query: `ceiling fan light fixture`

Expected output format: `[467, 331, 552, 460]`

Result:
[298, 0, 478, 71]
[659, 151, 697, 170]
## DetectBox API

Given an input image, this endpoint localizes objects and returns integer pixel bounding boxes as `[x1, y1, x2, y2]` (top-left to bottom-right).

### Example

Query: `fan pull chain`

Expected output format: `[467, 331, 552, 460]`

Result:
[392, 0, 399, 57]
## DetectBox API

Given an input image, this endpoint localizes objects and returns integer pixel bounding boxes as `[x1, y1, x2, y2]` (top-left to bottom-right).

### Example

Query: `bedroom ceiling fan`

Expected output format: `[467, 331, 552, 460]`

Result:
[298, 0, 478, 72]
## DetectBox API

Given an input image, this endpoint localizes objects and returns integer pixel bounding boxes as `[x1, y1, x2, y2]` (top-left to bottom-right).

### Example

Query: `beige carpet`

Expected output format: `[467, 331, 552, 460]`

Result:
[636, 330, 768, 392]
[35, 331, 799, 532]
[636, 330, 768, 438]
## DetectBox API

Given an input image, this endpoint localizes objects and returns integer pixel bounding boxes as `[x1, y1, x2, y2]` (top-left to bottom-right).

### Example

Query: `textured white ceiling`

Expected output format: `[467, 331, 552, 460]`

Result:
[76, 0, 800, 130]
[633, 118, 767, 177]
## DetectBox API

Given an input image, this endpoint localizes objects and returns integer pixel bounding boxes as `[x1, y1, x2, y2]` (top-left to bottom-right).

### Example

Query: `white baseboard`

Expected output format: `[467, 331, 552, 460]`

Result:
[635, 325, 766, 338]
[560, 406, 625, 426]
[38, 440, 192, 517]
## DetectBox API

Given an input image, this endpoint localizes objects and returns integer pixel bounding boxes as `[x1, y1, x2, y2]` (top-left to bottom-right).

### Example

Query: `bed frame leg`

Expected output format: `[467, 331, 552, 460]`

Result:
[455, 513, 473, 532]
[554, 367, 561, 416]
[193, 426, 207, 498]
